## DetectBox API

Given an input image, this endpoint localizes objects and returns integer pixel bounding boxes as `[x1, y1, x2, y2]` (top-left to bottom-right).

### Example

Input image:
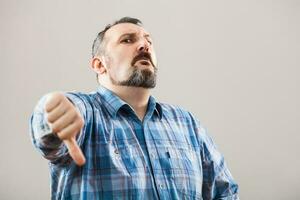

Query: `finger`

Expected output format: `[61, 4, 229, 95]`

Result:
[45, 93, 63, 112]
[64, 137, 86, 166]
[50, 110, 77, 133]
[56, 118, 83, 141]
[47, 102, 67, 123]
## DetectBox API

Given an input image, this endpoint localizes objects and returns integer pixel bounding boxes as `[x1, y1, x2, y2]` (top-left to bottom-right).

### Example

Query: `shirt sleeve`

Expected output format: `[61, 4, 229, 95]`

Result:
[29, 92, 88, 165]
[184, 111, 239, 200]
[198, 124, 239, 200]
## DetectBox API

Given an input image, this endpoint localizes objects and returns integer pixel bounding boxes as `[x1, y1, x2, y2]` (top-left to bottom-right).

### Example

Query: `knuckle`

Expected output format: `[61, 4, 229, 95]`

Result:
[67, 110, 76, 122]
[44, 101, 52, 112]
[45, 92, 65, 111]
[50, 92, 63, 102]
[78, 116, 84, 126]
[74, 114, 84, 126]
[70, 108, 77, 116]
[64, 101, 73, 112]
[53, 92, 64, 99]
[75, 120, 83, 130]
[46, 114, 54, 123]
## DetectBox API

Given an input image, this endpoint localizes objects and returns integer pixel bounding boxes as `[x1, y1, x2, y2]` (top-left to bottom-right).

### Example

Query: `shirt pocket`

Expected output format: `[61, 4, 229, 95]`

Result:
[119, 145, 146, 172]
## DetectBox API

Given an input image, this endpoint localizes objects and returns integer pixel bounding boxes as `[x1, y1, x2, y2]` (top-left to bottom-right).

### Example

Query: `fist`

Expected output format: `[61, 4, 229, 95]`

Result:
[45, 92, 86, 166]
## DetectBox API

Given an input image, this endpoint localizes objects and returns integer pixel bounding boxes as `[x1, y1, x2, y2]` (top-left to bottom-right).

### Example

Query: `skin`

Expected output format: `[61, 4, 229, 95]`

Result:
[91, 23, 157, 119]
[45, 23, 157, 166]
[45, 92, 85, 166]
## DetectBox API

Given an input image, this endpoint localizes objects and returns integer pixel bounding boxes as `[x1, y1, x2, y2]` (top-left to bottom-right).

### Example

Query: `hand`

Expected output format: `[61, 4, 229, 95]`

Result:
[45, 92, 86, 166]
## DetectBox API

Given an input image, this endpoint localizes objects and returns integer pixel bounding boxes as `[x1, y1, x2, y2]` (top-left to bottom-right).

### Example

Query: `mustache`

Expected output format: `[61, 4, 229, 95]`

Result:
[131, 52, 155, 67]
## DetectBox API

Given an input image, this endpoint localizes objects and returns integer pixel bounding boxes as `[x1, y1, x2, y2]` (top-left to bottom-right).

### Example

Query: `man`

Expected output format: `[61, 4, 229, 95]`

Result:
[30, 17, 239, 200]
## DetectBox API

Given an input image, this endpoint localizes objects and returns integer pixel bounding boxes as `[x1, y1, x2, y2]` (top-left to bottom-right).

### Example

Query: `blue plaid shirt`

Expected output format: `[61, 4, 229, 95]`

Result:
[30, 86, 239, 200]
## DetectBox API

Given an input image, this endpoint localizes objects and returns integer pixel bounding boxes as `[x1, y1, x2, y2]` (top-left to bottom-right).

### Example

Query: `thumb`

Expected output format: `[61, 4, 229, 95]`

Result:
[64, 137, 86, 166]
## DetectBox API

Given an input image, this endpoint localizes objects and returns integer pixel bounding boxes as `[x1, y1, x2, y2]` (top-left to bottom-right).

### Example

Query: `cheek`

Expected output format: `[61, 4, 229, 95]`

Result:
[108, 64, 132, 81]
[149, 47, 157, 62]
[113, 50, 133, 66]
[106, 49, 134, 78]
[117, 67, 131, 78]
[152, 53, 158, 66]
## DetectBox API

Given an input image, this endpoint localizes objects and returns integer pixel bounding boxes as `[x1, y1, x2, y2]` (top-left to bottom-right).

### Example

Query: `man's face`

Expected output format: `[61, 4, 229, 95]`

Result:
[101, 23, 157, 88]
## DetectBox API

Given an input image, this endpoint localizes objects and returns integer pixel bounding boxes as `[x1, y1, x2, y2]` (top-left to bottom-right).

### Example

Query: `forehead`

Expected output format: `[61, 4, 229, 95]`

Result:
[105, 23, 150, 41]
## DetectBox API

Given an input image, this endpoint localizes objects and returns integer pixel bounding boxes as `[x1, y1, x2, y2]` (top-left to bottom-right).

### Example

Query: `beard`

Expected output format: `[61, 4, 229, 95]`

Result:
[110, 66, 157, 88]
[104, 50, 157, 88]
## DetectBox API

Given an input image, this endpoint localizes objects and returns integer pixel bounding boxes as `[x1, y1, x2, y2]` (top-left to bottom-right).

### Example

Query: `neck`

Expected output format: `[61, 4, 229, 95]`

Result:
[103, 83, 151, 121]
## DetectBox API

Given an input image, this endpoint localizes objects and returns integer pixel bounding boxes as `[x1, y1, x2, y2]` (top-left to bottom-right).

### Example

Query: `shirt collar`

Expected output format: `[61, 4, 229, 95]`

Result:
[97, 86, 163, 119]
[147, 96, 163, 120]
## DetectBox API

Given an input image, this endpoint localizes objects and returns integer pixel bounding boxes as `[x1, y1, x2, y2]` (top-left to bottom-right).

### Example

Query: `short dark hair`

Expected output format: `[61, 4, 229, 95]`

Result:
[91, 17, 143, 58]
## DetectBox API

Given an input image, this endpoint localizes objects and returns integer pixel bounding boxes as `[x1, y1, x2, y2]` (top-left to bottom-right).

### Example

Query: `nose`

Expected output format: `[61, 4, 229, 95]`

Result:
[137, 39, 150, 52]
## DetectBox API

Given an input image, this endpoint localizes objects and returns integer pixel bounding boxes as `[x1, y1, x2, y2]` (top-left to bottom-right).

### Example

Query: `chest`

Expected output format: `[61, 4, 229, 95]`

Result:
[83, 113, 204, 198]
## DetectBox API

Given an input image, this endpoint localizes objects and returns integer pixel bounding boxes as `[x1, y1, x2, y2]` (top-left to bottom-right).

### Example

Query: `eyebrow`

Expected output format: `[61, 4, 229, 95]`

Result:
[118, 32, 152, 40]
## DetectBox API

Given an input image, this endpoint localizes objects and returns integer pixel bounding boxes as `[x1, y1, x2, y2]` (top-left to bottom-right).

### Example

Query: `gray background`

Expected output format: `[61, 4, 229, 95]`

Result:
[1, 0, 299, 199]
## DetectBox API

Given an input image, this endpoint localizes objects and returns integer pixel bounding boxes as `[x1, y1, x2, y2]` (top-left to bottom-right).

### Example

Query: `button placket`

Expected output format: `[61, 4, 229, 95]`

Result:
[114, 148, 121, 160]
[159, 183, 164, 189]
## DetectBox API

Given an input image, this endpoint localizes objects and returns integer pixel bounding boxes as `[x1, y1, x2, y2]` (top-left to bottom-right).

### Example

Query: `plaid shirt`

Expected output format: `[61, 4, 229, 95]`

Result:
[30, 86, 239, 200]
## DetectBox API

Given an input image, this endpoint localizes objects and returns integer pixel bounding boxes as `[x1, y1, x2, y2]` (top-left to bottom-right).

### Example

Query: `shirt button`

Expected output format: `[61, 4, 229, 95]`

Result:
[159, 184, 164, 189]
[115, 150, 121, 159]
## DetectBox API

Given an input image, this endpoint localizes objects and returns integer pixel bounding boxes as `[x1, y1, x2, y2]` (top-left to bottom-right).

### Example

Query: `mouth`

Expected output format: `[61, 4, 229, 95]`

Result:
[132, 52, 154, 67]
[136, 59, 151, 66]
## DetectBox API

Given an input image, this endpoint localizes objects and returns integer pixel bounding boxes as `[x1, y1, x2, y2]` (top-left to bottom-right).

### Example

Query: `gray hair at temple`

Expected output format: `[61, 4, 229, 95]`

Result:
[91, 17, 143, 58]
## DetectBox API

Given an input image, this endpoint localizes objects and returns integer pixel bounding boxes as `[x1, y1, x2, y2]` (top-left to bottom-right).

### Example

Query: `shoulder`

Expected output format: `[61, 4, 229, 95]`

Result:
[63, 91, 102, 118]
[159, 102, 199, 124]
[64, 91, 101, 106]
[65, 91, 95, 101]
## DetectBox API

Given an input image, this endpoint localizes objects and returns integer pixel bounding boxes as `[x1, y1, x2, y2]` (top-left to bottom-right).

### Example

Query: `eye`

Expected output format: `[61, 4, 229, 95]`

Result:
[121, 38, 133, 43]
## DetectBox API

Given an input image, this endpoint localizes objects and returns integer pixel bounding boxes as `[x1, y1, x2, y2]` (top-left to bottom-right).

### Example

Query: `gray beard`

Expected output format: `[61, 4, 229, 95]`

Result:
[110, 67, 157, 88]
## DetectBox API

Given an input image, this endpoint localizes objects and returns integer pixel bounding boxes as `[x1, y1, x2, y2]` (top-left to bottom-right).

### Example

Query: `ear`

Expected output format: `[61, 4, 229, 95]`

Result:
[91, 56, 107, 75]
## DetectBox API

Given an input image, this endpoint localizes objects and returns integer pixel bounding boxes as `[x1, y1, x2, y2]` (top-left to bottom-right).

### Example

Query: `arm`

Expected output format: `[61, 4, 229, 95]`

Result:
[199, 126, 239, 200]
[30, 92, 86, 166]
